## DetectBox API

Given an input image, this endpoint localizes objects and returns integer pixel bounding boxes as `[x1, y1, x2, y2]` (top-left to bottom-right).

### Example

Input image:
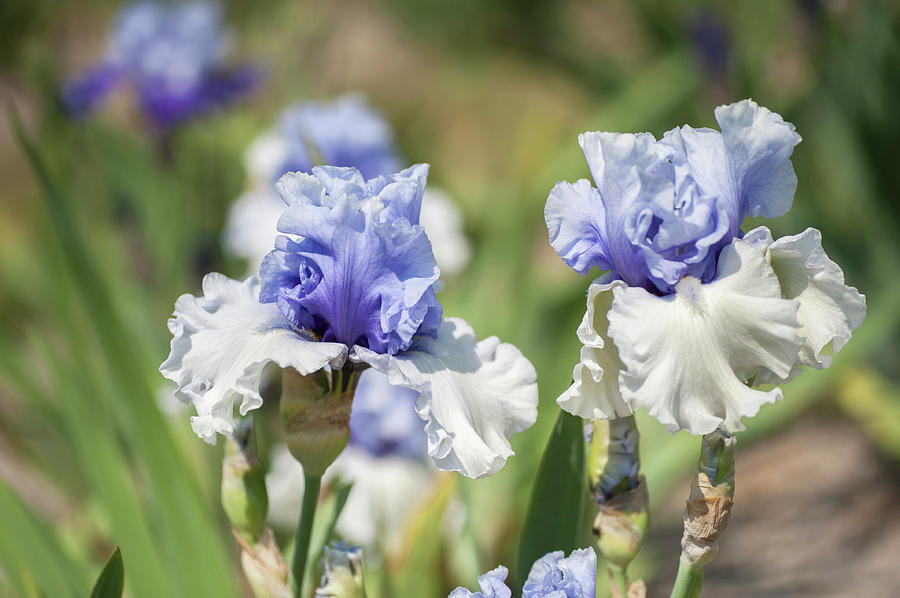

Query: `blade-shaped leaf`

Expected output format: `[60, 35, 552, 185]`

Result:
[90, 548, 124, 598]
[516, 410, 586, 589]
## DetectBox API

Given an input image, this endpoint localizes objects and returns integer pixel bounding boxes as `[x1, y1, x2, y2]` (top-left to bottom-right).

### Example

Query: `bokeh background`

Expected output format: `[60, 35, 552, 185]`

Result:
[1, 0, 899, 596]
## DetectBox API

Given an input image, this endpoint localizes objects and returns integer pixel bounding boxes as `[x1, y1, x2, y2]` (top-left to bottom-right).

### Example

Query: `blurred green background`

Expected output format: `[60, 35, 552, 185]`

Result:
[1, 0, 899, 596]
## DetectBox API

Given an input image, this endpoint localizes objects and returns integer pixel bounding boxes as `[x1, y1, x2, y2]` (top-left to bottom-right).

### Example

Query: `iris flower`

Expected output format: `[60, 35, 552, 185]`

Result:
[450, 548, 597, 598]
[162, 164, 537, 478]
[224, 95, 470, 275]
[545, 99, 865, 434]
[63, 1, 255, 127]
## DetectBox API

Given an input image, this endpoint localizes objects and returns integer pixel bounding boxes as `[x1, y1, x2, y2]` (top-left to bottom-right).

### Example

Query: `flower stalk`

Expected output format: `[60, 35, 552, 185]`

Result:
[281, 365, 361, 597]
[670, 430, 736, 598]
[589, 416, 649, 597]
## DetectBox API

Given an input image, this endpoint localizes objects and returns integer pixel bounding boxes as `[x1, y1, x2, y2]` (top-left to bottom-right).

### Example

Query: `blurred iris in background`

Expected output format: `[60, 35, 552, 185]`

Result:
[62, 0, 256, 128]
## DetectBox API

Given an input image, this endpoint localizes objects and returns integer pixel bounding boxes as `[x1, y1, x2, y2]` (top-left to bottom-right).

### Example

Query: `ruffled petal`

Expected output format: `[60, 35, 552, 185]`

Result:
[744, 226, 866, 382]
[544, 179, 613, 275]
[350, 318, 538, 479]
[608, 239, 803, 434]
[448, 566, 512, 598]
[577, 132, 658, 288]
[716, 99, 801, 219]
[160, 273, 347, 443]
[557, 275, 632, 419]
[260, 166, 442, 354]
[523, 548, 596, 598]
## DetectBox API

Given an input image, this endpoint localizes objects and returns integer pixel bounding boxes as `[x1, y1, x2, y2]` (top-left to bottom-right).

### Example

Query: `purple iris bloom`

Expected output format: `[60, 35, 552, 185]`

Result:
[62, 1, 255, 128]
[348, 369, 426, 460]
[275, 96, 403, 181]
[259, 164, 442, 354]
[545, 100, 801, 294]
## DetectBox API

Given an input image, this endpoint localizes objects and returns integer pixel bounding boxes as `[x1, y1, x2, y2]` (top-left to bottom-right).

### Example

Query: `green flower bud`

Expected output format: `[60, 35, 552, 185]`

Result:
[315, 542, 366, 598]
[280, 367, 359, 477]
[588, 416, 648, 572]
[594, 476, 650, 571]
[222, 418, 268, 541]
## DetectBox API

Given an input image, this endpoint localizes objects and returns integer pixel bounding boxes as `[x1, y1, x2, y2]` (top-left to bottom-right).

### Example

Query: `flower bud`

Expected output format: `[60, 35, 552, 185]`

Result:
[222, 418, 268, 541]
[680, 431, 736, 570]
[281, 367, 358, 477]
[235, 529, 291, 598]
[589, 416, 648, 572]
[315, 542, 366, 598]
[594, 477, 650, 571]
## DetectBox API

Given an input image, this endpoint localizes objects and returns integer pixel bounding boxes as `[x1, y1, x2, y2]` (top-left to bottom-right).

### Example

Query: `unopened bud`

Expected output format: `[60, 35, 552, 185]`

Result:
[281, 367, 358, 477]
[222, 418, 268, 541]
[315, 542, 366, 598]
[594, 476, 650, 571]
[680, 431, 736, 570]
[235, 529, 291, 598]
[589, 416, 648, 571]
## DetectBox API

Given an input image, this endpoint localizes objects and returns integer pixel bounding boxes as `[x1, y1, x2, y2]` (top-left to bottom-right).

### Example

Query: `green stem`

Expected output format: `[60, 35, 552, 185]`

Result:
[670, 561, 703, 598]
[609, 566, 628, 596]
[292, 473, 322, 598]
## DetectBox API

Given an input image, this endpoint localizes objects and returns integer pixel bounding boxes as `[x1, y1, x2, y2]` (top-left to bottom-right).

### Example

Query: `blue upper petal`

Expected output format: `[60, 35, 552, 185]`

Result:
[349, 369, 425, 459]
[276, 95, 403, 180]
[545, 100, 800, 294]
[259, 164, 442, 354]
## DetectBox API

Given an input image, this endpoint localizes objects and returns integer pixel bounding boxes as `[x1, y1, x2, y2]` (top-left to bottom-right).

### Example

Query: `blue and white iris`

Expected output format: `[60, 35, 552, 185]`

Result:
[449, 548, 597, 598]
[63, 1, 255, 127]
[546, 99, 866, 434]
[162, 164, 536, 478]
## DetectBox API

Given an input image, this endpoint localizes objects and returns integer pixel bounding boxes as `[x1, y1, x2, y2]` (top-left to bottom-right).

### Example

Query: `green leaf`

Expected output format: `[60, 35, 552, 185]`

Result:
[90, 548, 124, 598]
[0, 479, 86, 598]
[8, 104, 241, 597]
[517, 410, 586, 589]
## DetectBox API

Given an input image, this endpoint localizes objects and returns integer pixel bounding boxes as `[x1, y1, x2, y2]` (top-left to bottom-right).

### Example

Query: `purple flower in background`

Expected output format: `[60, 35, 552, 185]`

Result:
[62, 1, 255, 128]
[349, 369, 426, 460]
[276, 95, 403, 181]
[259, 164, 442, 354]
[449, 548, 597, 598]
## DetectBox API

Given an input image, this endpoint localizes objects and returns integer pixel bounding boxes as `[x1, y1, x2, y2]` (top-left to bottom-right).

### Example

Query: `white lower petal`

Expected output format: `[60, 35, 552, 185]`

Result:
[557, 275, 632, 419]
[350, 318, 538, 479]
[160, 273, 347, 443]
[608, 239, 803, 434]
[744, 226, 866, 382]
